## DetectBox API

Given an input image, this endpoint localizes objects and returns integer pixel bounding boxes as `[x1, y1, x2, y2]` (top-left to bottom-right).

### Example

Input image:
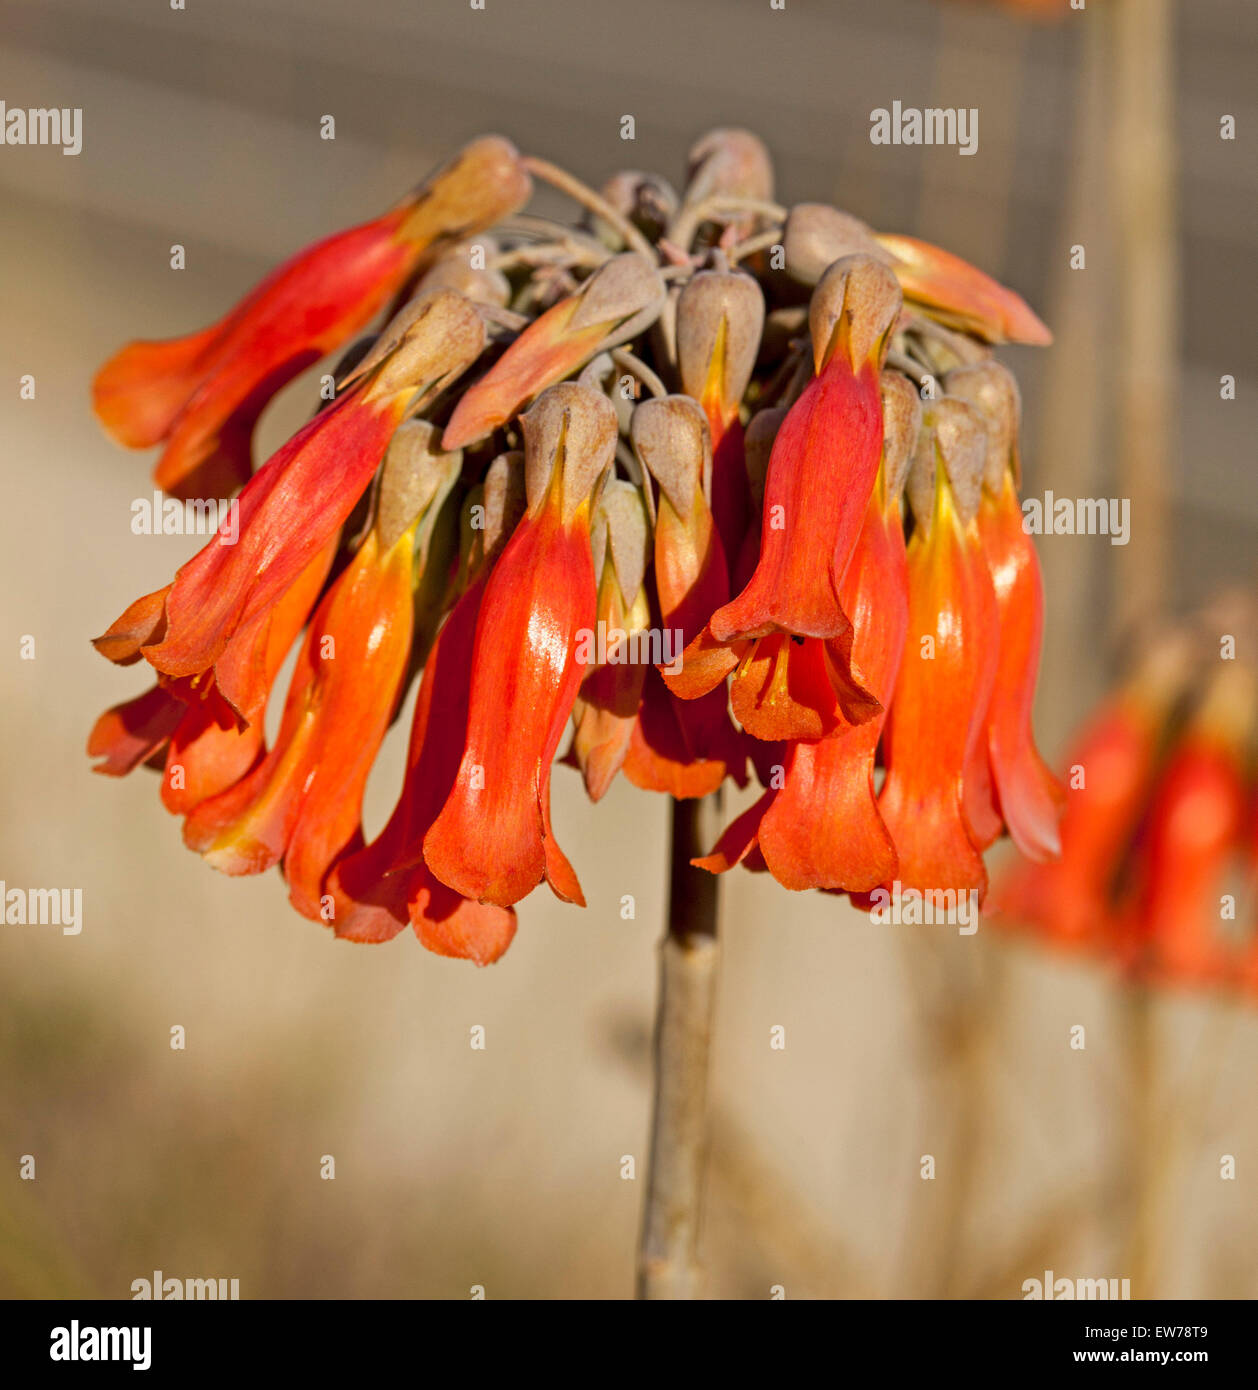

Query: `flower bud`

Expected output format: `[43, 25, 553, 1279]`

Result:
[630, 394, 713, 521]
[374, 420, 462, 550]
[879, 371, 923, 501]
[906, 396, 988, 530]
[676, 270, 765, 418]
[684, 127, 774, 206]
[809, 254, 903, 373]
[520, 382, 618, 520]
[944, 361, 1021, 492]
[783, 203, 887, 286]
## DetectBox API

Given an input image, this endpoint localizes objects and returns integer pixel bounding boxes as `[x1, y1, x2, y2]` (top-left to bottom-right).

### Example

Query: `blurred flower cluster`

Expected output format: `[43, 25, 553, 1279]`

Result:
[995, 596, 1258, 999]
[89, 129, 1058, 963]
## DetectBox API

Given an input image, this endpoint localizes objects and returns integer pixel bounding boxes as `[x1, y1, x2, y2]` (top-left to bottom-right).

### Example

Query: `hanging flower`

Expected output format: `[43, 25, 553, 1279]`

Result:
[994, 606, 1258, 1000]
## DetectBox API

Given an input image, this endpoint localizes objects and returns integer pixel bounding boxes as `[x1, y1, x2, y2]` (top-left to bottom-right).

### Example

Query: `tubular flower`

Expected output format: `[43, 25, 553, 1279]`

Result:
[676, 269, 765, 570]
[424, 384, 617, 907]
[442, 254, 665, 450]
[948, 363, 1066, 861]
[711, 256, 901, 644]
[89, 130, 1059, 960]
[93, 137, 531, 499]
[96, 291, 485, 714]
[877, 399, 998, 897]
[695, 374, 918, 890]
[994, 606, 1258, 1004]
[181, 423, 458, 920]
[623, 396, 745, 795]
[326, 455, 526, 962]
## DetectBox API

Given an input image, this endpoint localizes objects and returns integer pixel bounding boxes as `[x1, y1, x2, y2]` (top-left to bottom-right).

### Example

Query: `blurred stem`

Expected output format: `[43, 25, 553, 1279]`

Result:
[1121, 982, 1157, 1293]
[1110, 0, 1177, 636]
[637, 795, 720, 1300]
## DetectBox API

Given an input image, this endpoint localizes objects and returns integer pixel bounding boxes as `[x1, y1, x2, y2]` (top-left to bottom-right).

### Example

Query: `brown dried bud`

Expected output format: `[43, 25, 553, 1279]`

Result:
[906, 397, 988, 530]
[569, 252, 667, 341]
[782, 203, 887, 286]
[418, 238, 512, 307]
[520, 382, 618, 521]
[479, 451, 528, 560]
[943, 361, 1021, 492]
[347, 290, 486, 401]
[684, 127, 774, 206]
[879, 371, 923, 501]
[809, 255, 903, 373]
[630, 394, 712, 521]
[744, 406, 787, 512]
[399, 135, 533, 250]
[374, 420, 461, 550]
[592, 479, 651, 605]
[676, 270, 765, 417]
[598, 171, 678, 245]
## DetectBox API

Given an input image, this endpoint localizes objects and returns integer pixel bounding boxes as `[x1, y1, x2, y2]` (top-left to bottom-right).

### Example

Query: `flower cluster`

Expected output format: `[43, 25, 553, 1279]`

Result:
[90, 129, 1059, 963]
[994, 599, 1258, 999]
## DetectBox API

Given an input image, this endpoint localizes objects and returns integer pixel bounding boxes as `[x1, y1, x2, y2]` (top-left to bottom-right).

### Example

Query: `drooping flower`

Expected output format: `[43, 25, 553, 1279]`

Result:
[178, 422, 459, 921]
[93, 137, 531, 498]
[424, 384, 617, 907]
[947, 362, 1066, 861]
[442, 254, 665, 450]
[325, 456, 526, 961]
[675, 269, 764, 569]
[96, 291, 485, 714]
[568, 480, 653, 801]
[877, 397, 998, 897]
[695, 372, 919, 890]
[623, 395, 745, 796]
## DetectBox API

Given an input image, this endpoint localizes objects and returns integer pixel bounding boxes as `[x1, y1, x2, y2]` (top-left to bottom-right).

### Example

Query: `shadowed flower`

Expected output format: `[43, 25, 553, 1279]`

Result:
[676, 268, 764, 569]
[947, 362, 1065, 861]
[624, 395, 746, 795]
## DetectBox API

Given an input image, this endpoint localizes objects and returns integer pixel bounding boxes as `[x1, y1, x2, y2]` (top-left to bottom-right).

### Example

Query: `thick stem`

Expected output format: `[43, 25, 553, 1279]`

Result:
[637, 795, 721, 1300]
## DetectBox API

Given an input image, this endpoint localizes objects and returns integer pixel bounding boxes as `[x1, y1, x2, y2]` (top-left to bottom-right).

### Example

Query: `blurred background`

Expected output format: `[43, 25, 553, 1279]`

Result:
[1, 0, 1256, 1298]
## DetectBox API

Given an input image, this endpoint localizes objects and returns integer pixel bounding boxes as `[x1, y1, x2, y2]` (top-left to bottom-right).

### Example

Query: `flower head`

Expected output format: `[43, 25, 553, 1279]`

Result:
[90, 130, 1059, 959]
